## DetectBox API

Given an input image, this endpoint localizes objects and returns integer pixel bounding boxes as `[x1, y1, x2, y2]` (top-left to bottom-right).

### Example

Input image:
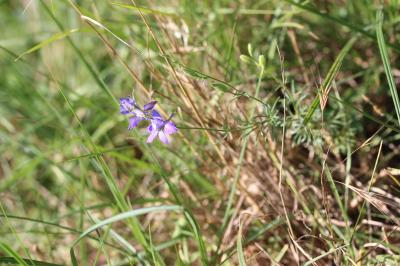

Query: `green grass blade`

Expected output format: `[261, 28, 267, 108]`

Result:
[90, 215, 141, 260]
[215, 66, 265, 262]
[141, 147, 208, 265]
[111, 2, 177, 17]
[80, 15, 133, 49]
[328, 94, 400, 133]
[236, 222, 247, 266]
[0, 257, 63, 266]
[217, 218, 285, 265]
[304, 37, 356, 124]
[349, 141, 383, 243]
[0, 243, 29, 266]
[304, 244, 348, 266]
[376, 9, 400, 126]
[0, 203, 34, 264]
[0, 214, 132, 255]
[285, 0, 400, 53]
[70, 205, 183, 265]
[38, 0, 117, 105]
[15, 28, 79, 61]
[54, 80, 161, 264]
[0, 156, 43, 192]
[183, 212, 208, 265]
[324, 166, 350, 238]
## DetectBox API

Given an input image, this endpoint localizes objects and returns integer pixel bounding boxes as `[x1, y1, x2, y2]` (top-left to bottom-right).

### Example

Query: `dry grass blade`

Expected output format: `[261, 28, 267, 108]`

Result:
[343, 183, 400, 226]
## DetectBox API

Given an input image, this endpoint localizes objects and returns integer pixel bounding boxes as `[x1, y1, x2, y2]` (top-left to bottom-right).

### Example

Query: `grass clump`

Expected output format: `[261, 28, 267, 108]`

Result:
[1, 1, 400, 265]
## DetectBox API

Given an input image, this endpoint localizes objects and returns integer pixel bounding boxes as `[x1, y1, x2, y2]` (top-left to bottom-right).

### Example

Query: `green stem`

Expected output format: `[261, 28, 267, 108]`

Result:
[214, 66, 265, 263]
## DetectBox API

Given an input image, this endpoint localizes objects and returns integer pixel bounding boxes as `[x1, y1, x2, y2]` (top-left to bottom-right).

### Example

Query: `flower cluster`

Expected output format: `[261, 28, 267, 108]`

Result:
[120, 97, 178, 144]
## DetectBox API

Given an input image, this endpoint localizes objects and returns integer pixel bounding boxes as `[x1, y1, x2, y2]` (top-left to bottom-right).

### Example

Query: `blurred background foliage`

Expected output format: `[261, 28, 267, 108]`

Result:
[1, 0, 400, 265]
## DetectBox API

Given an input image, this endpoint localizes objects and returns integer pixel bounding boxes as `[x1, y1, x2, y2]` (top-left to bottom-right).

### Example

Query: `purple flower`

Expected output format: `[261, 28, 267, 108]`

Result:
[143, 101, 157, 111]
[120, 96, 178, 144]
[147, 111, 178, 144]
[120, 97, 135, 115]
[119, 97, 157, 130]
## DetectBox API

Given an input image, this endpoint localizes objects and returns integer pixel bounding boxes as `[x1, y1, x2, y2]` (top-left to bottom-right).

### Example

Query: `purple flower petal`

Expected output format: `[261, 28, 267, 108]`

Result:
[152, 110, 163, 120]
[158, 131, 169, 144]
[147, 130, 158, 143]
[144, 101, 157, 111]
[147, 124, 153, 132]
[151, 118, 164, 128]
[128, 117, 142, 130]
[120, 97, 135, 115]
[164, 121, 178, 135]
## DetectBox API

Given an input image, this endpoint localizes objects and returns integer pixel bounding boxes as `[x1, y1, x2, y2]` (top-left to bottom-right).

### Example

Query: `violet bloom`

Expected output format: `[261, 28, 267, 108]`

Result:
[147, 111, 178, 144]
[119, 97, 157, 130]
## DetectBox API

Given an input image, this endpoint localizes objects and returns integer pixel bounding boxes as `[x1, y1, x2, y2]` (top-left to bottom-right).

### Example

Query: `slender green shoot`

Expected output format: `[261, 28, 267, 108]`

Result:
[376, 9, 400, 126]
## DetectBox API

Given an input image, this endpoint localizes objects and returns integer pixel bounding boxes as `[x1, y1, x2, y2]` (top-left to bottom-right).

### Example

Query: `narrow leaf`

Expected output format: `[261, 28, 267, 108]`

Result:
[0, 243, 29, 266]
[15, 29, 79, 61]
[212, 82, 231, 92]
[304, 244, 348, 266]
[111, 2, 177, 17]
[237, 222, 247, 266]
[0, 257, 63, 266]
[284, 0, 400, 53]
[70, 205, 183, 265]
[376, 9, 400, 126]
[304, 37, 356, 124]
[81, 15, 134, 49]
